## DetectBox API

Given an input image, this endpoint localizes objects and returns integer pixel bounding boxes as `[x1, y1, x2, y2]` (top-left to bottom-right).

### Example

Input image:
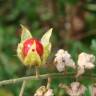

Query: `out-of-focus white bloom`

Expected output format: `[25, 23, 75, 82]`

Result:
[54, 49, 75, 72]
[44, 89, 54, 96]
[34, 86, 46, 96]
[34, 86, 54, 96]
[89, 85, 96, 96]
[76, 52, 95, 77]
[78, 52, 95, 69]
[66, 82, 86, 96]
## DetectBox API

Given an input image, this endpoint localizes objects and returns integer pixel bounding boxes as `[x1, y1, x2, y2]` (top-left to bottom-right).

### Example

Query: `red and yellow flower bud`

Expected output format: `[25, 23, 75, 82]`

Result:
[22, 38, 43, 57]
[17, 25, 52, 66]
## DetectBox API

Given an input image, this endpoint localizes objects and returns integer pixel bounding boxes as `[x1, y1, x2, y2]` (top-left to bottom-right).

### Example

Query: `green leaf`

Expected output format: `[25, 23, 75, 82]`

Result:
[41, 28, 53, 47]
[20, 24, 32, 42]
[91, 39, 96, 51]
[86, 4, 96, 12]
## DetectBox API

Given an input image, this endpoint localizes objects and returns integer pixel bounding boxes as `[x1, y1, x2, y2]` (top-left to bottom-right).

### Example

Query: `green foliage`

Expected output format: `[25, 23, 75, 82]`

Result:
[0, 0, 96, 96]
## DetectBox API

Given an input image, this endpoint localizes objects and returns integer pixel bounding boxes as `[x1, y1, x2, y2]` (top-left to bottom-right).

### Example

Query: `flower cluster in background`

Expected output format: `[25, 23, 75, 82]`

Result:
[59, 82, 86, 96]
[54, 49, 95, 77]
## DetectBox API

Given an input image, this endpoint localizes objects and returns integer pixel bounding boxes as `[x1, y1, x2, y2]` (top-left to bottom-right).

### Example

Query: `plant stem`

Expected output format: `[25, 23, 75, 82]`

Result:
[19, 67, 31, 96]
[19, 80, 26, 96]
[0, 73, 96, 87]
[0, 73, 70, 86]
[35, 66, 39, 78]
[46, 76, 51, 89]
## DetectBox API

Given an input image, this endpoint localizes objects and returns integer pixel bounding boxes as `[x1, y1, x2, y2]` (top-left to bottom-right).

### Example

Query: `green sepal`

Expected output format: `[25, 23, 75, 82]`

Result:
[20, 24, 32, 42]
[42, 43, 51, 64]
[41, 28, 53, 64]
[41, 28, 53, 47]
[17, 43, 24, 63]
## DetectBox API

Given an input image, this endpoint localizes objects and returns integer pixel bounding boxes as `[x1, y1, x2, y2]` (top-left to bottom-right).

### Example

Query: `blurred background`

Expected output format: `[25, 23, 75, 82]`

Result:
[0, 0, 96, 95]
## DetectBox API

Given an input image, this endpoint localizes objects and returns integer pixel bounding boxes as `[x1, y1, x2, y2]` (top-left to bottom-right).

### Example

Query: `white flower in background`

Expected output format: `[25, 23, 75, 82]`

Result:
[91, 85, 96, 96]
[66, 82, 86, 96]
[34, 86, 54, 96]
[54, 49, 75, 72]
[78, 52, 95, 69]
[44, 89, 54, 96]
[34, 86, 46, 96]
[76, 52, 95, 77]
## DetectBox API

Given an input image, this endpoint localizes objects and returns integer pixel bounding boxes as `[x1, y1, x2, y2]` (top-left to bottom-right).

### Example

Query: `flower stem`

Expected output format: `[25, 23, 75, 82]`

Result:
[19, 67, 31, 96]
[0, 73, 96, 87]
[35, 66, 39, 78]
[46, 77, 51, 89]
[19, 80, 27, 96]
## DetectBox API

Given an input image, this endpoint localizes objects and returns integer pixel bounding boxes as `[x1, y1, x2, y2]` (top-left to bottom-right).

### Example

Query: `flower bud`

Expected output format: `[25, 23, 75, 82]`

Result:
[22, 38, 43, 57]
[17, 25, 53, 66]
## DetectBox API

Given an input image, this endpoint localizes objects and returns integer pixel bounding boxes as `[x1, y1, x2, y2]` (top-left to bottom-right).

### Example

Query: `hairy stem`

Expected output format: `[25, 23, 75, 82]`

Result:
[0, 73, 70, 86]
[0, 73, 96, 87]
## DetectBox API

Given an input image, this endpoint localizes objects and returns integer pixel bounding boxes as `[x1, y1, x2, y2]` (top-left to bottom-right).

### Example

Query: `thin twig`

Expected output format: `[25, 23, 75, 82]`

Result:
[0, 73, 69, 86]
[35, 66, 39, 78]
[19, 67, 31, 96]
[0, 73, 96, 87]
[19, 80, 27, 96]
[46, 76, 51, 89]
